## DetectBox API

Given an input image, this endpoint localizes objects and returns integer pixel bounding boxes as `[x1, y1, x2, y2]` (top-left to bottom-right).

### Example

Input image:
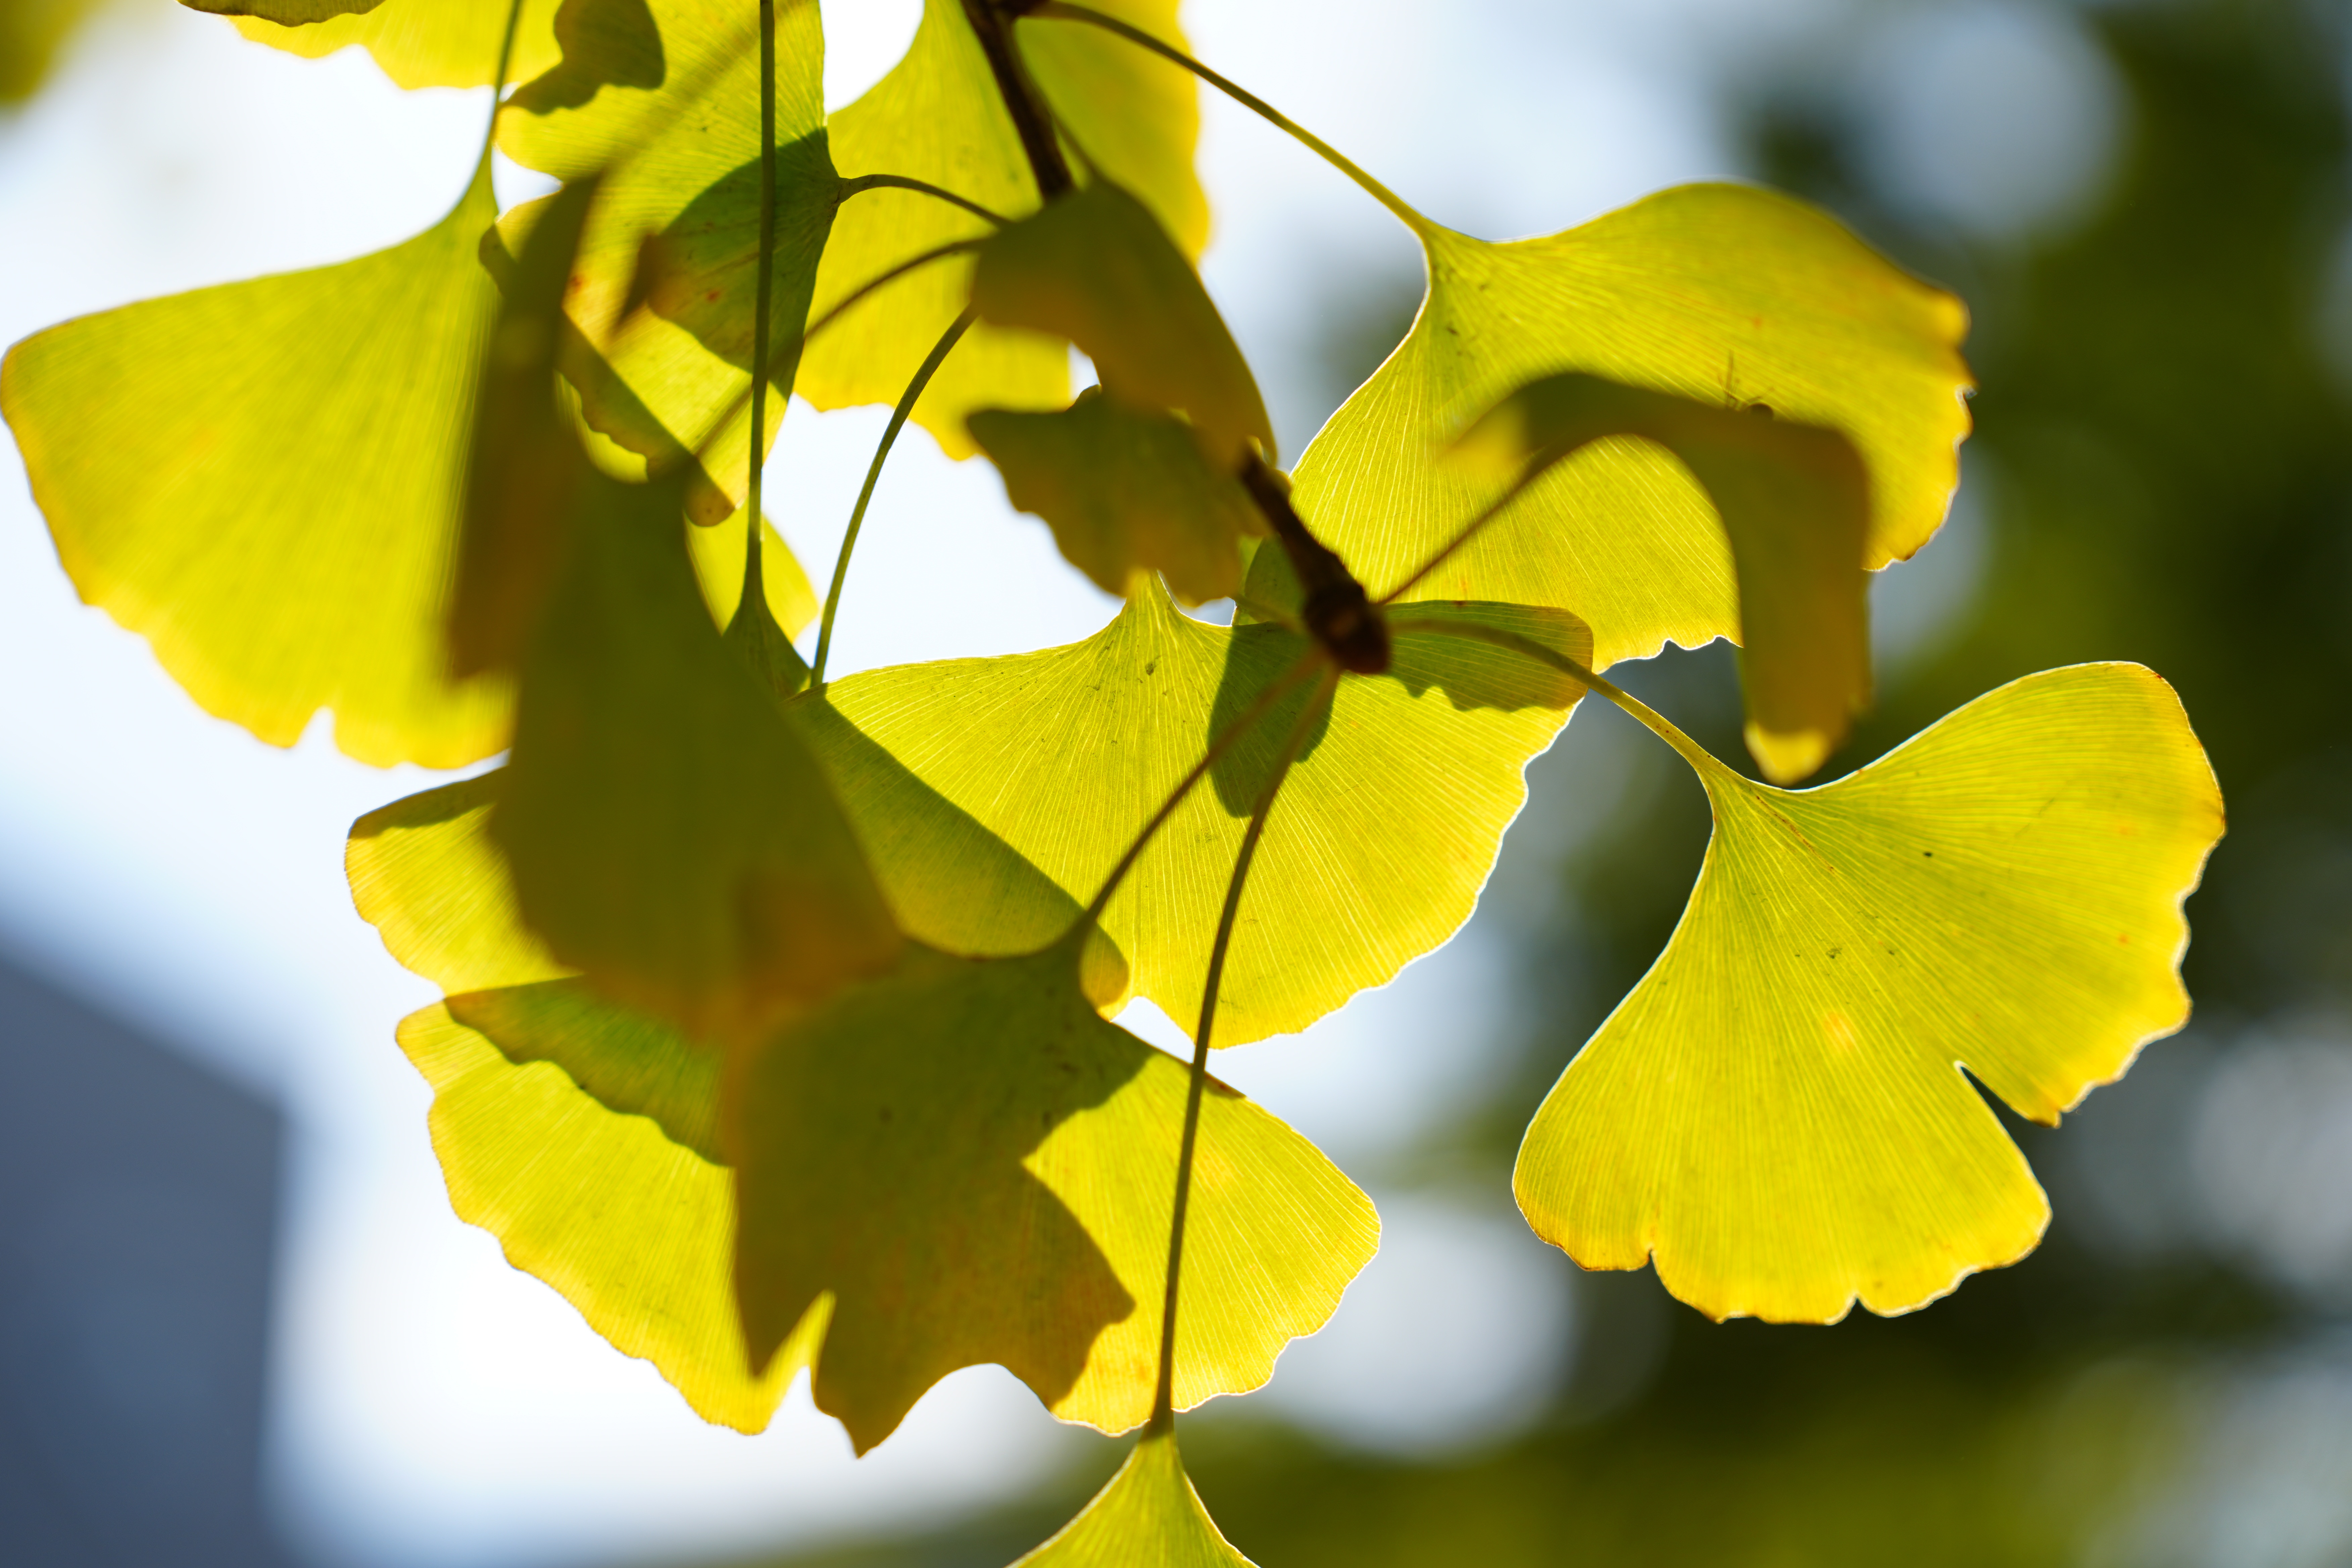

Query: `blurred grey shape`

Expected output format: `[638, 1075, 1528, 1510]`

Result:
[0, 950, 295, 1567]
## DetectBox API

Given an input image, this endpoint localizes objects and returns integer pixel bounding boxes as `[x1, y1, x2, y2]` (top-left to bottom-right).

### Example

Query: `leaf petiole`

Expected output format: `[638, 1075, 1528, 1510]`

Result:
[1024, 0, 1434, 236]
[1148, 665, 1337, 1434]
[810, 310, 976, 683]
[837, 172, 1011, 229]
[743, 0, 780, 616]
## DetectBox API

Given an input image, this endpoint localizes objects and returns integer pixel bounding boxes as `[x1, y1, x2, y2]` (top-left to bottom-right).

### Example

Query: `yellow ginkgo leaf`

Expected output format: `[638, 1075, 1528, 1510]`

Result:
[1454, 370, 1871, 782]
[797, 0, 1201, 458]
[213, 0, 563, 89]
[971, 180, 1271, 466]
[0, 160, 510, 768]
[1011, 1434, 1255, 1567]
[495, 462, 900, 1045]
[399, 989, 826, 1432]
[348, 772, 567, 997]
[1514, 663, 2223, 1323]
[968, 389, 1265, 605]
[687, 506, 819, 636]
[809, 580, 1588, 1044]
[1264, 183, 1971, 672]
[498, 0, 835, 521]
[731, 938, 1378, 1453]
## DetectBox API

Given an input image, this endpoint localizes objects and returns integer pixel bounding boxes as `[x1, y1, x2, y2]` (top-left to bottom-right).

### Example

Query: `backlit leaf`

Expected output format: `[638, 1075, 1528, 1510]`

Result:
[732, 938, 1377, 1452]
[0, 161, 510, 768]
[1514, 664, 2223, 1322]
[495, 462, 899, 1045]
[797, 0, 1202, 458]
[1263, 183, 1970, 671]
[499, 0, 837, 521]
[398, 991, 823, 1431]
[808, 580, 1588, 1044]
[1455, 370, 1871, 782]
[216, 0, 563, 89]
[348, 772, 568, 998]
[968, 389, 1264, 604]
[687, 506, 819, 636]
[1011, 1434, 1255, 1567]
[971, 180, 1271, 465]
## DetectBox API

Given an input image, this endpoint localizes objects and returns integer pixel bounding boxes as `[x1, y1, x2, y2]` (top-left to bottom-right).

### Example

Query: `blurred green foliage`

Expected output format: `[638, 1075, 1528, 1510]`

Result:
[1, 0, 103, 102]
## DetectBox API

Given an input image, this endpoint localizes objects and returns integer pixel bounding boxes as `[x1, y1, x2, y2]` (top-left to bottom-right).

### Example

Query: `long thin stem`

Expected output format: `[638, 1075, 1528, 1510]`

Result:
[1385, 607, 1724, 778]
[690, 240, 983, 481]
[1026, 1, 1431, 236]
[743, 0, 779, 607]
[838, 172, 1011, 228]
[1147, 667, 1337, 1434]
[964, 0, 1075, 200]
[475, 0, 528, 161]
[1076, 649, 1324, 931]
[809, 310, 976, 683]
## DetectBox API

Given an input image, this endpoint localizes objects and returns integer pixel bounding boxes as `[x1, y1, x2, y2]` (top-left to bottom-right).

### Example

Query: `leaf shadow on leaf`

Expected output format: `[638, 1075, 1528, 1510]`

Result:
[1206, 601, 1591, 813]
[793, 694, 1131, 1004]
[633, 130, 839, 378]
[508, 0, 667, 113]
[732, 944, 1146, 1451]
[446, 979, 721, 1162]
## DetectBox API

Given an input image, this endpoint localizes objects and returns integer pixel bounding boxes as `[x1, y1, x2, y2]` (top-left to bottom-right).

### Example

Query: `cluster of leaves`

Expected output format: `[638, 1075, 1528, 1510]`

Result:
[0, 0, 2227, 1558]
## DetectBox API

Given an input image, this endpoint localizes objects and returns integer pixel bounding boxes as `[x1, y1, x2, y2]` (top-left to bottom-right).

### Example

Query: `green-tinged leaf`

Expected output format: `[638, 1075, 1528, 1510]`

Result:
[185, 0, 376, 21]
[499, 0, 836, 521]
[687, 506, 818, 635]
[1261, 183, 1971, 671]
[1456, 370, 1870, 782]
[732, 938, 1378, 1452]
[798, 0, 1202, 458]
[721, 538, 814, 704]
[398, 992, 824, 1432]
[3, 0, 102, 103]
[808, 580, 1588, 1044]
[1011, 1434, 1255, 1567]
[496, 464, 900, 1045]
[453, 175, 600, 679]
[969, 389, 1264, 604]
[348, 773, 569, 998]
[0, 162, 510, 768]
[1514, 664, 2223, 1323]
[220, 0, 563, 89]
[971, 181, 1270, 466]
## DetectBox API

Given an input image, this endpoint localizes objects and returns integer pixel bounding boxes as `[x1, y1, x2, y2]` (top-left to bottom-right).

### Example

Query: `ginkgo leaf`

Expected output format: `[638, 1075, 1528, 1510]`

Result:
[797, 0, 1201, 458]
[398, 992, 825, 1432]
[968, 389, 1264, 604]
[687, 506, 819, 635]
[970, 180, 1271, 466]
[1011, 1434, 1255, 1567]
[348, 772, 569, 997]
[498, 0, 836, 521]
[731, 937, 1378, 1453]
[1454, 370, 1870, 782]
[806, 579, 1589, 1044]
[213, 0, 564, 89]
[0, 159, 510, 768]
[1262, 183, 1971, 672]
[495, 461, 900, 1045]
[1514, 663, 2223, 1323]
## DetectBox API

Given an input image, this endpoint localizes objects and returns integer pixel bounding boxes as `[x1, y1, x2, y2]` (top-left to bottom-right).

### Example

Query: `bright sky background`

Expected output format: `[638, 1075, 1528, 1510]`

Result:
[0, 2, 2112, 1564]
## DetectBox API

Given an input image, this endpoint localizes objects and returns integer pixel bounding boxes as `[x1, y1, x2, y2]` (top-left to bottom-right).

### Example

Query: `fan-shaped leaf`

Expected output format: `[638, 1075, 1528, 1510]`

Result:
[214, 0, 564, 89]
[495, 462, 899, 1045]
[808, 581, 1588, 1044]
[732, 937, 1377, 1453]
[398, 991, 823, 1431]
[971, 180, 1270, 465]
[1514, 664, 2223, 1322]
[0, 161, 510, 768]
[1262, 183, 1970, 671]
[1011, 1434, 1255, 1567]
[797, 0, 1202, 457]
[498, 0, 836, 521]
[968, 390, 1263, 604]
[1455, 370, 1870, 782]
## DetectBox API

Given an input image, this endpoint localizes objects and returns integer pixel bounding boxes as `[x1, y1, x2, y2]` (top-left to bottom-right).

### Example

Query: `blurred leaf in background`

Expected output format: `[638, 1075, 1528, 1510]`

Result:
[1, 0, 103, 102]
